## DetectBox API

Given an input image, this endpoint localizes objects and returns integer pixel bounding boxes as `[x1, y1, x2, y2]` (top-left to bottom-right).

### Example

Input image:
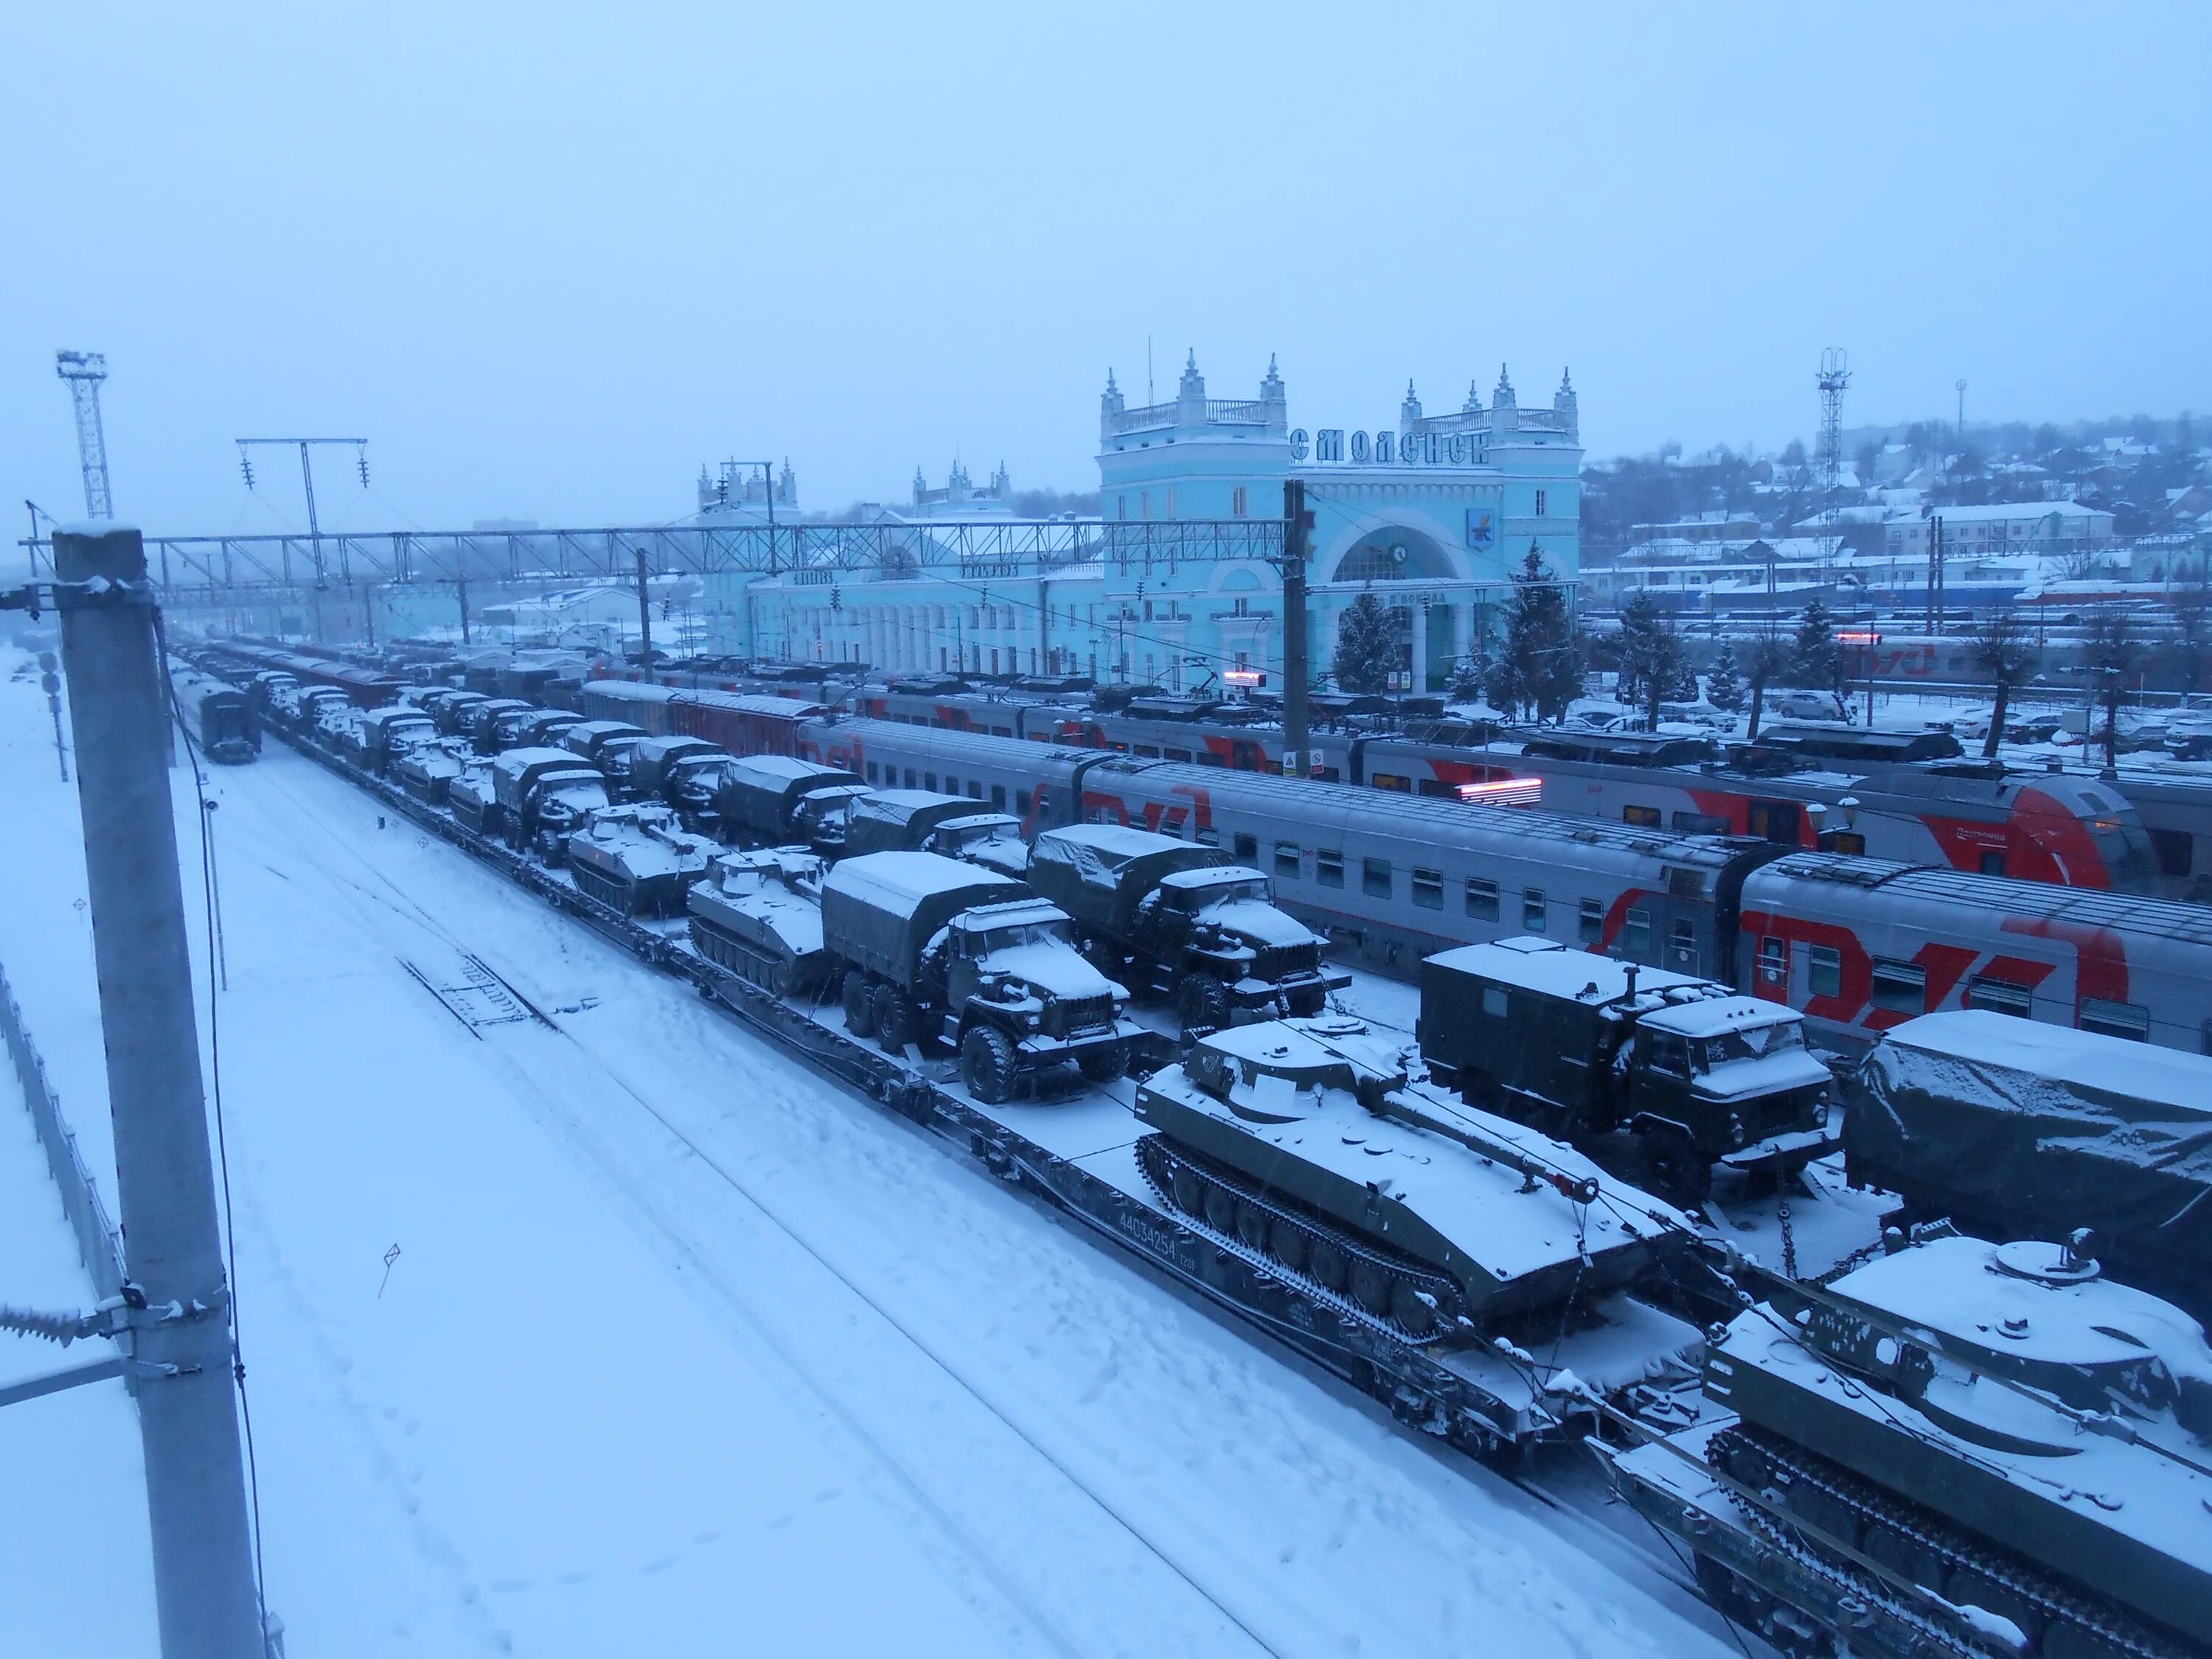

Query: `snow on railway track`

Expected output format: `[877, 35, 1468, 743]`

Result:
[0, 661, 1747, 1658]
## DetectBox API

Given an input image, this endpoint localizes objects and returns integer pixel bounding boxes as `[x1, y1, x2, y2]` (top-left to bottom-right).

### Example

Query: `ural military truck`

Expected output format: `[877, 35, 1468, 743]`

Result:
[461, 697, 536, 754]
[516, 709, 584, 749]
[713, 756, 868, 853]
[1843, 1010, 2212, 1324]
[1417, 936, 1834, 1207]
[1134, 1016, 1690, 1341]
[688, 848, 832, 997]
[821, 851, 1135, 1102]
[1026, 824, 1346, 1032]
[427, 688, 491, 736]
[630, 736, 730, 831]
[564, 803, 717, 917]
[844, 790, 1029, 877]
[349, 706, 437, 776]
[488, 745, 613, 859]
[558, 720, 651, 796]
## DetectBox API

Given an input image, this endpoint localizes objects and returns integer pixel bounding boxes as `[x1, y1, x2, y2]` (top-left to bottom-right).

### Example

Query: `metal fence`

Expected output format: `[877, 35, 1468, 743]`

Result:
[0, 959, 125, 1300]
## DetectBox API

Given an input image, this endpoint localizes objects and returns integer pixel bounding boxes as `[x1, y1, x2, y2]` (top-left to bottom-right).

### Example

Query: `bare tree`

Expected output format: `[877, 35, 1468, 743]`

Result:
[1744, 632, 1792, 742]
[2084, 609, 2143, 767]
[2170, 575, 2210, 696]
[1972, 608, 2039, 760]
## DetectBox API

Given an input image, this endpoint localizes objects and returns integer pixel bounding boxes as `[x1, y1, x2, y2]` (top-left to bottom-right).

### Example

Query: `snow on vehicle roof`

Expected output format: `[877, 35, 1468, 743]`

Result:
[1883, 1010, 2212, 1118]
[1158, 864, 1265, 891]
[936, 813, 1020, 833]
[583, 680, 678, 702]
[1638, 995, 1798, 1038]
[1426, 939, 1711, 1003]
[823, 850, 1023, 908]
[953, 897, 1066, 929]
[1037, 823, 1178, 861]
[729, 754, 844, 784]
[493, 745, 583, 775]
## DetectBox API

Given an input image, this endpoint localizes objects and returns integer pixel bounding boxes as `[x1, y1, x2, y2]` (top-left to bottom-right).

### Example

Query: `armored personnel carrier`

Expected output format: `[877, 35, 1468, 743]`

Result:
[1133, 1016, 1691, 1342]
[687, 848, 831, 996]
[564, 804, 717, 917]
[392, 736, 470, 804]
[1614, 1232, 2212, 1659]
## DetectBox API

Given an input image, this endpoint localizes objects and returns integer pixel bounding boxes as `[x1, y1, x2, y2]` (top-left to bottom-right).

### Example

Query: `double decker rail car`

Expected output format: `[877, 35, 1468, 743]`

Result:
[2109, 768, 2212, 904]
[1059, 706, 2160, 894]
[799, 717, 2212, 1056]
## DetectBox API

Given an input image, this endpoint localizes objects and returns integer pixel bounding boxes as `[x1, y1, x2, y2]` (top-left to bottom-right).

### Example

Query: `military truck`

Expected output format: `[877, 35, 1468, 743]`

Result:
[558, 720, 651, 796]
[461, 697, 536, 754]
[1134, 1016, 1688, 1340]
[922, 812, 1029, 877]
[821, 851, 1135, 1102]
[1026, 824, 1346, 1032]
[843, 790, 1029, 876]
[713, 755, 869, 853]
[630, 736, 731, 831]
[516, 709, 584, 749]
[487, 745, 613, 859]
[564, 803, 717, 917]
[427, 688, 491, 736]
[688, 848, 832, 997]
[348, 706, 437, 776]
[1417, 936, 1834, 1206]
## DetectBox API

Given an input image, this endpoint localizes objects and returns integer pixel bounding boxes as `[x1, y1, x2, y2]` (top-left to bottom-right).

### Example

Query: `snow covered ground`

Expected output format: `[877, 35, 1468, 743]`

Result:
[0, 652, 1748, 1657]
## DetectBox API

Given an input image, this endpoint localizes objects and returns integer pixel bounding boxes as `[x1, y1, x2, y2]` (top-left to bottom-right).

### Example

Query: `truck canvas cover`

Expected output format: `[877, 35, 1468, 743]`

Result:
[490, 746, 592, 809]
[1028, 824, 1231, 933]
[714, 755, 863, 840]
[845, 790, 979, 859]
[821, 851, 1025, 981]
[1846, 1010, 2212, 1315]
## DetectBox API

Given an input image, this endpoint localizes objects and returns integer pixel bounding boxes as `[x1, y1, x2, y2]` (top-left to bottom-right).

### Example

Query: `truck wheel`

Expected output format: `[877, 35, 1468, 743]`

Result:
[960, 1025, 1017, 1103]
[1176, 974, 1230, 1032]
[872, 984, 917, 1052]
[841, 970, 874, 1033]
[1076, 1041, 1128, 1084]
[1640, 1130, 1713, 1210]
[1284, 986, 1327, 1018]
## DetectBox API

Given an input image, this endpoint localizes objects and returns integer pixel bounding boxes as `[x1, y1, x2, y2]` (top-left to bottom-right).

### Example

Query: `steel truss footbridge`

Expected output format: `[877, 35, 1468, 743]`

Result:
[18, 518, 1287, 608]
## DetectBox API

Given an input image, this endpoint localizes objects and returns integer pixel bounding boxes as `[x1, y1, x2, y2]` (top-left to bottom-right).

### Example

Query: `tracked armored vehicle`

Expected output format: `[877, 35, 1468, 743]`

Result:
[1613, 1232, 2212, 1659]
[1026, 824, 1347, 1032]
[1133, 1017, 1691, 1342]
[392, 736, 470, 804]
[564, 804, 717, 917]
[687, 848, 832, 995]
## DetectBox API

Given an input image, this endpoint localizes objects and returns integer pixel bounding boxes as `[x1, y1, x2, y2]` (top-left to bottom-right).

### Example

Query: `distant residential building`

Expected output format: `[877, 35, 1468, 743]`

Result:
[1627, 509, 1759, 543]
[1882, 501, 2113, 559]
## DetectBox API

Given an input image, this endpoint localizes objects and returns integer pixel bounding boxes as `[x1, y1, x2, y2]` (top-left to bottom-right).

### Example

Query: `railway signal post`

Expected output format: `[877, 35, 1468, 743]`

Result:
[52, 522, 267, 1659]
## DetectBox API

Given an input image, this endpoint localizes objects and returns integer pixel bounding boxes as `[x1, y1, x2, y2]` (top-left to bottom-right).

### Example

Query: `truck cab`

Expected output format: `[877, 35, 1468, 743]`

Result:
[1624, 996, 1834, 1190]
[922, 813, 1029, 877]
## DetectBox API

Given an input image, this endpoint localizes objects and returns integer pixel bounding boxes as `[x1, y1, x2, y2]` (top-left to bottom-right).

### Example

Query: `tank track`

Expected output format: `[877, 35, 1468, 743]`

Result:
[1708, 1422, 2188, 1659]
[1136, 1135, 1470, 1345]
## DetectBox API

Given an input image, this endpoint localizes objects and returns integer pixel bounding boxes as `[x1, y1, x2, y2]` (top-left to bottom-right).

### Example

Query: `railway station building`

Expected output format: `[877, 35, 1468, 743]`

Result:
[728, 352, 1583, 692]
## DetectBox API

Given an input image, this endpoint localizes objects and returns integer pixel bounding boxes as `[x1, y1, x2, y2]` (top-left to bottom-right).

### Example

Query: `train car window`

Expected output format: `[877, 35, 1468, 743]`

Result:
[991, 785, 1007, 811]
[1523, 889, 1547, 931]
[1416, 779, 1453, 799]
[1966, 975, 2033, 1018]
[2079, 998, 2151, 1043]
[1135, 745, 1162, 758]
[1820, 830, 1868, 855]
[1274, 841, 1301, 879]
[1978, 850, 2006, 877]
[1363, 858, 1392, 899]
[865, 761, 880, 783]
[1199, 752, 1228, 768]
[1672, 810, 1729, 835]
[903, 768, 918, 789]
[970, 781, 986, 799]
[1870, 959, 1927, 1015]
[2202, 1019, 2212, 1058]
[924, 772, 939, 792]
[1747, 800, 1802, 844]
[1622, 804, 1661, 828]
[1481, 987, 1508, 1018]
[1312, 765, 1342, 782]
[992, 727, 1014, 739]
[1234, 833, 1258, 863]
[2151, 829, 2194, 877]
[1579, 899, 1604, 944]
[1165, 748, 1193, 763]
[1317, 849, 1345, 888]
[1624, 908, 1652, 961]
[1372, 773, 1412, 793]
[1465, 878, 1500, 921]
[1809, 945, 1843, 998]
[1669, 919, 1699, 972]
[1232, 743, 1259, 772]
[1758, 936, 1787, 984]
[1197, 827, 1221, 846]
[1412, 869, 1443, 910]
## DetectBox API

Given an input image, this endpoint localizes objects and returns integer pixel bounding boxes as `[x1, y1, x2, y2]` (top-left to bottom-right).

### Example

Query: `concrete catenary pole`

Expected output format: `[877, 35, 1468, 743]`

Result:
[635, 546, 655, 680]
[1280, 479, 1313, 776]
[53, 523, 264, 1658]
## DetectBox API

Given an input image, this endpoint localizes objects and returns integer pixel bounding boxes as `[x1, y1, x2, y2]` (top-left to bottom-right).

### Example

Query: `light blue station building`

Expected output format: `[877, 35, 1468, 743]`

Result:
[734, 352, 1583, 692]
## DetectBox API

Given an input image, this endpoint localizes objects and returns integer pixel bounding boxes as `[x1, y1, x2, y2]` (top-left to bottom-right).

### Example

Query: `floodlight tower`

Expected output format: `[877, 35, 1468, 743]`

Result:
[1815, 347, 1851, 498]
[55, 350, 114, 518]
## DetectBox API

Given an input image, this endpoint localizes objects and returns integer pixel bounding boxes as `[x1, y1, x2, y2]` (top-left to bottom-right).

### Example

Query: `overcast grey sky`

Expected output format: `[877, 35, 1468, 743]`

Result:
[4, 3, 2205, 539]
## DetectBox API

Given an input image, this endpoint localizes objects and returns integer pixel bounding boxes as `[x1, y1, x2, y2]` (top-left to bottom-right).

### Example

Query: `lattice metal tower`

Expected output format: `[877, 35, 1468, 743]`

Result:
[1815, 347, 1850, 497]
[55, 350, 114, 518]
